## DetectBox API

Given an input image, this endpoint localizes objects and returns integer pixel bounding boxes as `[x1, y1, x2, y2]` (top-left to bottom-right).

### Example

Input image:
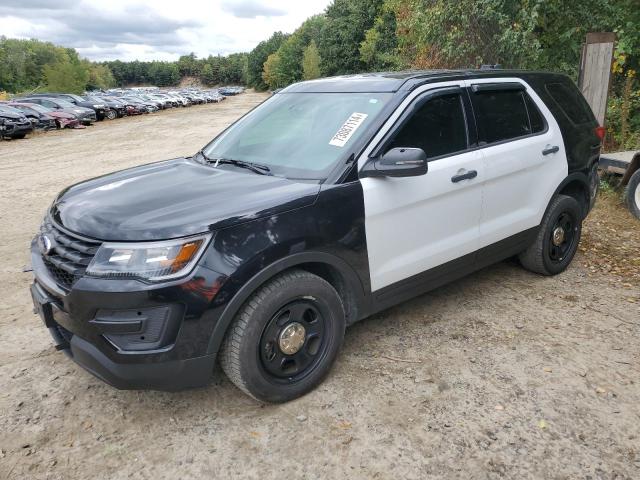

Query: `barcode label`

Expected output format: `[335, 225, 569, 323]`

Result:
[329, 112, 368, 147]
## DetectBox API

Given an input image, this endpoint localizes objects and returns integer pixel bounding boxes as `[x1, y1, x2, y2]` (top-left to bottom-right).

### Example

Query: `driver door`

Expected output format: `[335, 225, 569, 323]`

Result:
[359, 83, 483, 294]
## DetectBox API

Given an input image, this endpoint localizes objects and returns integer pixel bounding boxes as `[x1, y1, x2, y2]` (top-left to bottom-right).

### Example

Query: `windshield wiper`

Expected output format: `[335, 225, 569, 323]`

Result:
[202, 155, 272, 176]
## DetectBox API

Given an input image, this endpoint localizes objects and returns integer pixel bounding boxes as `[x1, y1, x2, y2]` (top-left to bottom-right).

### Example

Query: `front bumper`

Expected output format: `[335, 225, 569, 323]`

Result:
[79, 112, 97, 125]
[30, 239, 225, 390]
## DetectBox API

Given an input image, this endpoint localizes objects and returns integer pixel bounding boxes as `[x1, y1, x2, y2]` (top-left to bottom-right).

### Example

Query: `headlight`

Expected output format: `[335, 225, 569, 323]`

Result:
[74, 109, 83, 113]
[86, 233, 211, 281]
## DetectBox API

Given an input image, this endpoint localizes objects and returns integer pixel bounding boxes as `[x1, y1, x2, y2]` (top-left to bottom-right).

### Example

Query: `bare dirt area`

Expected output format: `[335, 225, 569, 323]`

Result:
[1, 91, 639, 480]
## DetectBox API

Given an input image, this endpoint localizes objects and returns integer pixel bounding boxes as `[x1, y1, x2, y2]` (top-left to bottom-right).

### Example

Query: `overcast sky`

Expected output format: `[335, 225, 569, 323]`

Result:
[0, 0, 332, 61]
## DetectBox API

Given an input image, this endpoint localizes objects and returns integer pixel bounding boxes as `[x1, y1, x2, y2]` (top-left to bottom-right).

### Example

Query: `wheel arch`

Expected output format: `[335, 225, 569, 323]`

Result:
[553, 173, 590, 218]
[206, 252, 368, 355]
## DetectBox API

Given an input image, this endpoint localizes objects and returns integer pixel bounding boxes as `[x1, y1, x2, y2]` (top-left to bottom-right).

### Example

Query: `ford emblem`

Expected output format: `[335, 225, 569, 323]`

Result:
[38, 234, 53, 255]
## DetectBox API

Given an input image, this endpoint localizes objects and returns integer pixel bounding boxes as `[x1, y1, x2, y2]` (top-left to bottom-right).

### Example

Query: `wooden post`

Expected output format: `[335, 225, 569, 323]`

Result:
[578, 32, 615, 126]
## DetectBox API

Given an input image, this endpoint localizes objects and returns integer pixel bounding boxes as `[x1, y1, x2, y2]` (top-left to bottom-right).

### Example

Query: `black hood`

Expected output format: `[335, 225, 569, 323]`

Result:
[0, 110, 24, 120]
[52, 158, 320, 241]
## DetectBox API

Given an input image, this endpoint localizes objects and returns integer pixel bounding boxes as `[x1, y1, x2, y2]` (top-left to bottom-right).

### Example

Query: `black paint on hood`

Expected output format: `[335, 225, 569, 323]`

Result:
[52, 158, 320, 241]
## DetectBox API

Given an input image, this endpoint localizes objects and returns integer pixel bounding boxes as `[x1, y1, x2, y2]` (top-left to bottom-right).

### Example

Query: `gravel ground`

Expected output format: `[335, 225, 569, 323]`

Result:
[0, 91, 639, 480]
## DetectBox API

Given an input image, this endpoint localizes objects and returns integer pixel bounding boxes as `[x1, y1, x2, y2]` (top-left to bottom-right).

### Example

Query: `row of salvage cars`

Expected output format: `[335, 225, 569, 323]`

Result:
[0, 86, 243, 140]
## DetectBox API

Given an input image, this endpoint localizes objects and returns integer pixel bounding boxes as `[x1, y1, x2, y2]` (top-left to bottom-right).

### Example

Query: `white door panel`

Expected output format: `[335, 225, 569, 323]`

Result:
[362, 150, 482, 291]
[468, 78, 568, 248]
[358, 80, 483, 292]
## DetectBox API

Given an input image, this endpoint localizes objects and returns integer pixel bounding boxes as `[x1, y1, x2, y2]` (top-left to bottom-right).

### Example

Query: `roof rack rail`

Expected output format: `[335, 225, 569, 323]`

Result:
[480, 64, 502, 70]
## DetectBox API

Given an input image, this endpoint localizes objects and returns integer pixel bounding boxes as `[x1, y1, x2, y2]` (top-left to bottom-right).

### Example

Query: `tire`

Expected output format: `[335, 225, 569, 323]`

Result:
[518, 194, 583, 275]
[220, 270, 346, 403]
[105, 109, 117, 120]
[625, 169, 640, 220]
[11, 133, 26, 139]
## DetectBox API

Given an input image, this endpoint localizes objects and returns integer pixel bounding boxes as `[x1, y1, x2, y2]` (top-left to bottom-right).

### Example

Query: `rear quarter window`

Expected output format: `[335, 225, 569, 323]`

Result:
[545, 83, 593, 125]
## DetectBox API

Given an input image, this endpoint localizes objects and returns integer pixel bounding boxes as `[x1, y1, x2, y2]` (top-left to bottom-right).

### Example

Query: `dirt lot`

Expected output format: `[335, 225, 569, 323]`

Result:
[1, 91, 639, 480]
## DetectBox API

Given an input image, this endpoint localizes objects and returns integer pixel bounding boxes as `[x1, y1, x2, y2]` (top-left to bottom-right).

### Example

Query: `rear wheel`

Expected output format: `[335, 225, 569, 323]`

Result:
[519, 195, 582, 275]
[625, 169, 640, 220]
[220, 270, 345, 403]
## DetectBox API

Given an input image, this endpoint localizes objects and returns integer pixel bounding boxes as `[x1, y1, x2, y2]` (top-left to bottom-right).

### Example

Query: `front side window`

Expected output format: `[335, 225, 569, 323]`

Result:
[203, 92, 393, 180]
[386, 93, 468, 159]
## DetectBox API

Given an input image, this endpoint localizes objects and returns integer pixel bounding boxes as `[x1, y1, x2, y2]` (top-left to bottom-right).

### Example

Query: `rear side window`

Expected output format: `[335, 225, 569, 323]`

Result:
[472, 90, 532, 144]
[387, 93, 468, 159]
[545, 83, 592, 125]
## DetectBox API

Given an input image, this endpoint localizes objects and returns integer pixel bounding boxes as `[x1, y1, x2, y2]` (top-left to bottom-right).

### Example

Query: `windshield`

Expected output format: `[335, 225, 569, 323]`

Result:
[50, 99, 76, 108]
[19, 103, 50, 114]
[0, 105, 23, 115]
[203, 92, 392, 180]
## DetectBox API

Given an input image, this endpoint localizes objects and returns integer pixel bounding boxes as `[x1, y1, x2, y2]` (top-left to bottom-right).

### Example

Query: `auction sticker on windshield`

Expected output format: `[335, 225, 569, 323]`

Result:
[329, 112, 368, 147]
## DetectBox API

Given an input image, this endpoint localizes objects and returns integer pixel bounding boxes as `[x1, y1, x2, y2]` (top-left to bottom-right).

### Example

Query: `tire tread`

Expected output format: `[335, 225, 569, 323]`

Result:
[219, 269, 339, 401]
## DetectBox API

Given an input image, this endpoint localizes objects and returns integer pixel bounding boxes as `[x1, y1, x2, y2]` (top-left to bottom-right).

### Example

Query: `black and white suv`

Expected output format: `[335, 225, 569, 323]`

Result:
[30, 70, 602, 402]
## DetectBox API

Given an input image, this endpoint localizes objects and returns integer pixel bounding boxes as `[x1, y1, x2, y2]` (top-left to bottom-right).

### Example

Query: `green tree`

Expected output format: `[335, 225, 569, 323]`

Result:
[319, 0, 384, 75]
[262, 52, 285, 90]
[247, 31, 289, 90]
[43, 55, 89, 93]
[360, 3, 399, 70]
[302, 40, 322, 80]
[86, 62, 115, 90]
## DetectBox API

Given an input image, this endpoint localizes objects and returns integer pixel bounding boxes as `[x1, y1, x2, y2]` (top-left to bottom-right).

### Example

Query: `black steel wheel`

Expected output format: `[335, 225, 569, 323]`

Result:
[259, 300, 329, 381]
[220, 270, 345, 403]
[548, 212, 577, 263]
[519, 194, 582, 275]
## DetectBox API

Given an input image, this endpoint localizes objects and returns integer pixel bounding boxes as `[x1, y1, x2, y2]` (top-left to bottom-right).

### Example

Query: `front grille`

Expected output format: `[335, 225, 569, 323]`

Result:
[41, 220, 101, 291]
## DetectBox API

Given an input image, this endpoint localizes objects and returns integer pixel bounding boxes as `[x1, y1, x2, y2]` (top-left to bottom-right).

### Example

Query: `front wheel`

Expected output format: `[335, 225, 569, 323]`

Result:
[220, 270, 345, 403]
[519, 194, 582, 275]
[105, 109, 117, 120]
[624, 169, 640, 220]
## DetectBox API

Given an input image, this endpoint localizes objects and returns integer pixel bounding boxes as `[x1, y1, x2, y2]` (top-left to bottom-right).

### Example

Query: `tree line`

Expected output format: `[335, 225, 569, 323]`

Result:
[0, 37, 115, 94]
[0, 37, 247, 94]
[244, 0, 639, 148]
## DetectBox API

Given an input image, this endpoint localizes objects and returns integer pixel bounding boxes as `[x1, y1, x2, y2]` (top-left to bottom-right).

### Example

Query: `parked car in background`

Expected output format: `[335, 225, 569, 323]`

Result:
[0, 104, 33, 139]
[17, 97, 96, 125]
[4, 102, 57, 130]
[25, 93, 108, 120]
[84, 95, 126, 119]
[120, 96, 157, 113]
[166, 92, 190, 106]
[99, 96, 140, 116]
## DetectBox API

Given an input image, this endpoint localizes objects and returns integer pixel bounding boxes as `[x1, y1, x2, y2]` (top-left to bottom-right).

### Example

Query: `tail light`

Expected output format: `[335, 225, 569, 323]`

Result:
[595, 126, 606, 140]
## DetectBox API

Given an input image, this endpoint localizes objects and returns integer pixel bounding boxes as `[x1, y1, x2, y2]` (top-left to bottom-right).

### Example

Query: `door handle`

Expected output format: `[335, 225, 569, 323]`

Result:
[542, 145, 560, 156]
[451, 170, 478, 183]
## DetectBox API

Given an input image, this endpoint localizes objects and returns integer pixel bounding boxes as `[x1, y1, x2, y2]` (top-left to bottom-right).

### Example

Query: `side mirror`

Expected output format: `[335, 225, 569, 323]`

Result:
[361, 147, 428, 178]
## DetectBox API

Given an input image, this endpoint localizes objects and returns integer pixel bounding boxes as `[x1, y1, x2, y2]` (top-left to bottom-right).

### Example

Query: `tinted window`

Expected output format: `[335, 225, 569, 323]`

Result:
[545, 83, 593, 125]
[524, 94, 545, 133]
[473, 90, 532, 143]
[387, 93, 468, 158]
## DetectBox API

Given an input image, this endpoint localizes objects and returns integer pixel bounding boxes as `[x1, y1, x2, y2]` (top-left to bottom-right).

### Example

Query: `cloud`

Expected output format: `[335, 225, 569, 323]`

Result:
[0, 0, 79, 12]
[220, 0, 286, 18]
[0, 0, 330, 61]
